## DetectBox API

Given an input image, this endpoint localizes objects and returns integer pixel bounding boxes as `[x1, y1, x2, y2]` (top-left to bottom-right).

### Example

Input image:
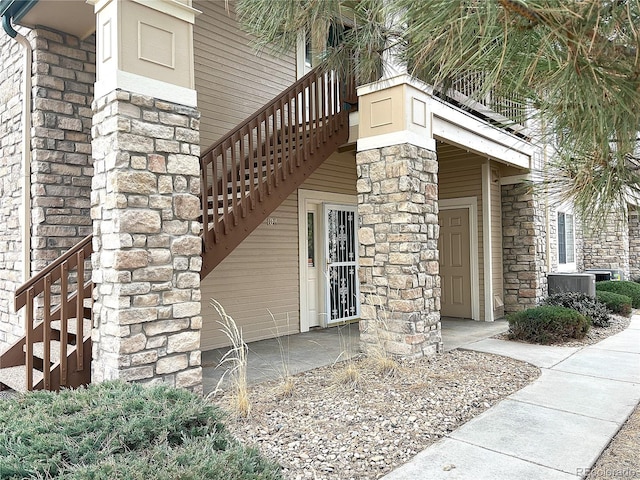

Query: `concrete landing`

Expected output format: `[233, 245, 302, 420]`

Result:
[201, 318, 508, 394]
[440, 318, 509, 351]
[202, 323, 361, 393]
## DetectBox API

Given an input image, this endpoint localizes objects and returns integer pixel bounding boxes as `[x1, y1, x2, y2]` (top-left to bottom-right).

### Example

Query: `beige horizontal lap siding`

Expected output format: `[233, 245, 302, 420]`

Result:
[201, 195, 300, 351]
[437, 142, 485, 320]
[491, 162, 504, 319]
[194, 0, 296, 149]
[301, 151, 357, 194]
[200, 151, 357, 350]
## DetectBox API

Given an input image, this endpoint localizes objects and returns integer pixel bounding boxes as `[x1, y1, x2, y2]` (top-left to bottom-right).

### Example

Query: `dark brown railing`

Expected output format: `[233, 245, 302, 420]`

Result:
[13, 235, 93, 390]
[200, 66, 350, 276]
[7, 67, 352, 391]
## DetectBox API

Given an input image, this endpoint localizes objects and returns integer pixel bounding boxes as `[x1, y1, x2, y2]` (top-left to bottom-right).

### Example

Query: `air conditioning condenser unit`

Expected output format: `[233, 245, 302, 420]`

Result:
[547, 273, 596, 297]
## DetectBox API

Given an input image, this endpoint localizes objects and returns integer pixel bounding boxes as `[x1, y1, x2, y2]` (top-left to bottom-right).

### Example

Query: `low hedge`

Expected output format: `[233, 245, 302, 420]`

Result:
[507, 305, 590, 344]
[596, 281, 640, 308]
[541, 292, 611, 327]
[0, 381, 281, 480]
[596, 290, 633, 317]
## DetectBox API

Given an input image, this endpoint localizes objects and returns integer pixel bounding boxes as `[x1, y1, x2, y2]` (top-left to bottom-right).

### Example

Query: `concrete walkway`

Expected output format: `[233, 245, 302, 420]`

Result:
[383, 315, 640, 480]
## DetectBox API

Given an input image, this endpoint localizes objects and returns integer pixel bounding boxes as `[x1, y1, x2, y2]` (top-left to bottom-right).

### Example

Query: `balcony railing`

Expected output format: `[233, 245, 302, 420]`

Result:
[449, 71, 528, 131]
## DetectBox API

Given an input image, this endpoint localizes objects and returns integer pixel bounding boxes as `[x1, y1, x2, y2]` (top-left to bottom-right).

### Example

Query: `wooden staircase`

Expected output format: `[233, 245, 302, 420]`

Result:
[200, 67, 350, 276]
[0, 67, 351, 392]
[0, 236, 92, 392]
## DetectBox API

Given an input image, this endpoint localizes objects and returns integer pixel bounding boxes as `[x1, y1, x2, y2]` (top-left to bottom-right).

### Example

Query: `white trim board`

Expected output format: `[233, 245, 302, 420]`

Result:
[439, 197, 481, 321]
[481, 162, 494, 322]
[95, 70, 198, 107]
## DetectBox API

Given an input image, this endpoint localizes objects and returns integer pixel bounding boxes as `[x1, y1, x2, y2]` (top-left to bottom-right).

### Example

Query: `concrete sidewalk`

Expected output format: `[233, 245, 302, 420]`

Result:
[383, 316, 640, 480]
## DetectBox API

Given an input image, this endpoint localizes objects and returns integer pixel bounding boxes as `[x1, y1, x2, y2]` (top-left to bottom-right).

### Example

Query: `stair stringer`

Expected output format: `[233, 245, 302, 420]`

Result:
[200, 125, 349, 278]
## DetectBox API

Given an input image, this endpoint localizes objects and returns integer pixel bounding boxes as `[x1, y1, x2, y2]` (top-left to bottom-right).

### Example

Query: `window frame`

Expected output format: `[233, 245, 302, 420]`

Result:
[557, 209, 576, 272]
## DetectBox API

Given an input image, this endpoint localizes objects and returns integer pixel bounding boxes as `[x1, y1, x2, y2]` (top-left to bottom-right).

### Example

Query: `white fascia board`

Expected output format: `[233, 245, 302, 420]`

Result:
[431, 98, 535, 169]
[500, 171, 546, 185]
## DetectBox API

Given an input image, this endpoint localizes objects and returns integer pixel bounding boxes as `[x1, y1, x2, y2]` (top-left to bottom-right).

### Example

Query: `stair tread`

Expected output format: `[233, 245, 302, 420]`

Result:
[0, 365, 43, 392]
[25, 340, 77, 364]
[50, 318, 91, 337]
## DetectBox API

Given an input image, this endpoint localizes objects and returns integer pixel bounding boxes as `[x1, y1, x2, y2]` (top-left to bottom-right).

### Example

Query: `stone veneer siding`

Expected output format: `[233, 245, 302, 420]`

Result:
[629, 210, 640, 280]
[0, 29, 26, 346]
[91, 90, 202, 393]
[582, 210, 630, 279]
[0, 28, 95, 349]
[502, 182, 548, 313]
[356, 143, 442, 358]
[31, 29, 95, 270]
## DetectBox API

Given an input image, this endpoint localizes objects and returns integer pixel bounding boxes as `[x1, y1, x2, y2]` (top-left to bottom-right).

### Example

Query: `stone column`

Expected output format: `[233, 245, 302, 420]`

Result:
[356, 76, 442, 358]
[501, 182, 547, 313]
[90, 0, 202, 392]
[357, 144, 441, 357]
[91, 91, 202, 391]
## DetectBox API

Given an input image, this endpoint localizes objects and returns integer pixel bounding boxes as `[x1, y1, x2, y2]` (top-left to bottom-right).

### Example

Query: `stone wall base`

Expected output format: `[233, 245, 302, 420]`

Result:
[356, 143, 441, 358]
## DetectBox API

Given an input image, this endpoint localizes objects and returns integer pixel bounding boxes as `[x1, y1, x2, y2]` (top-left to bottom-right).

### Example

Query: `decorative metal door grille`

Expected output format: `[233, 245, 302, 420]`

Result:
[325, 205, 359, 323]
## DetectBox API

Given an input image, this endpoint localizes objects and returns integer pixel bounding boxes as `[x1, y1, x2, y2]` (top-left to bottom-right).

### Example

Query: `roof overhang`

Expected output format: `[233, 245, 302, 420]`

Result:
[2, 0, 95, 39]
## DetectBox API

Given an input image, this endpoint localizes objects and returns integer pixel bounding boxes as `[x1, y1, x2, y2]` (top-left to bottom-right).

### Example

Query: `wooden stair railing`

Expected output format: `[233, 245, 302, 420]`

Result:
[200, 67, 351, 277]
[2, 68, 353, 392]
[0, 235, 93, 391]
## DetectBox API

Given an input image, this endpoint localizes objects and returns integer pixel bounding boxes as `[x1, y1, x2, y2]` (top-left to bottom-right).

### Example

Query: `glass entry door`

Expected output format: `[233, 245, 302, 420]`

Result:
[324, 204, 359, 324]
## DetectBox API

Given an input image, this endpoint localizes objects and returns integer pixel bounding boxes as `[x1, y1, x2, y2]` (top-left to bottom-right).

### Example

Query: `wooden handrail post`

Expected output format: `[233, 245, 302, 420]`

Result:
[25, 288, 34, 391]
[76, 251, 84, 370]
[231, 139, 239, 226]
[60, 263, 69, 387]
[43, 276, 52, 390]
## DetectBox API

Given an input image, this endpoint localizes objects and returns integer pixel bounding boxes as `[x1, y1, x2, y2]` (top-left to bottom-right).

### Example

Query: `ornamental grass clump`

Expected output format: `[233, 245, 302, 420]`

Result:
[596, 281, 640, 308]
[541, 292, 611, 327]
[596, 290, 633, 317]
[211, 298, 251, 418]
[0, 381, 281, 479]
[507, 305, 590, 344]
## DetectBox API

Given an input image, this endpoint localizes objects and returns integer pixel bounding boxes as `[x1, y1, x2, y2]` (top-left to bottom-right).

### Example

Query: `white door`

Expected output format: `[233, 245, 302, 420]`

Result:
[324, 204, 359, 324]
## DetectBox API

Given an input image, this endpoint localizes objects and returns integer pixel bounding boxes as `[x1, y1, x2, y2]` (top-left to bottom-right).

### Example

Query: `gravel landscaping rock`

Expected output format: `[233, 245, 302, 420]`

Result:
[211, 312, 637, 479]
[211, 350, 540, 480]
[586, 403, 640, 480]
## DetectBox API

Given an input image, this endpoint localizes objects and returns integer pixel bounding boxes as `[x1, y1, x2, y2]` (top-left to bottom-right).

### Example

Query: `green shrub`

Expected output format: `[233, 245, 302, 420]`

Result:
[507, 305, 590, 344]
[541, 292, 611, 327]
[596, 290, 633, 317]
[596, 280, 640, 308]
[0, 381, 281, 480]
